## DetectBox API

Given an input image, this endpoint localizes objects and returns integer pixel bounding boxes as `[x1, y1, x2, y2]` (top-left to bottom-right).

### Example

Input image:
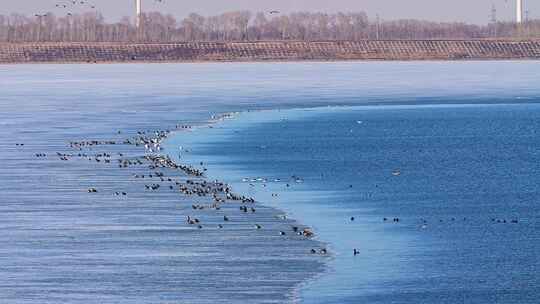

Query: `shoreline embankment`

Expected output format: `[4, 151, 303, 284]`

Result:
[1, 40, 540, 64]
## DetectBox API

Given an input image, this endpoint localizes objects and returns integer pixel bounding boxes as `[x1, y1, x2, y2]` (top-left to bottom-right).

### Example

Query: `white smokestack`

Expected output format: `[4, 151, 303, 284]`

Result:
[136, 0, 142, 27]
[516, 0, 523, 23]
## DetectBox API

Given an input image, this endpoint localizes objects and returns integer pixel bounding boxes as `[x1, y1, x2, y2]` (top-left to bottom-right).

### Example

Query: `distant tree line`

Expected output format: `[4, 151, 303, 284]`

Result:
[0, 11, 539, 43]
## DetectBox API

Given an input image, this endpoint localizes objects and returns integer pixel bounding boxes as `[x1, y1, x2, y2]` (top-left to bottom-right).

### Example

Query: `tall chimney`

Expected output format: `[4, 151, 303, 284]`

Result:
[516, 0, 523, 23]
[136, 0, 142, 27]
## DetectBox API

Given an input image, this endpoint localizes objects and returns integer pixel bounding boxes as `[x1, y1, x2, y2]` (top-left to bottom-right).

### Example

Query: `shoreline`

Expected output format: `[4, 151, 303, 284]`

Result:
[2, 57, 540, 66]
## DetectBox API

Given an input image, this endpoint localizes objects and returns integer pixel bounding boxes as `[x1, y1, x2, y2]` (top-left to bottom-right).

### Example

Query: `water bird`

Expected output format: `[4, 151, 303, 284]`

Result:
[303, 228, 314, 237]
[187, 216, 199, 225]
[353, 249, 360, 256]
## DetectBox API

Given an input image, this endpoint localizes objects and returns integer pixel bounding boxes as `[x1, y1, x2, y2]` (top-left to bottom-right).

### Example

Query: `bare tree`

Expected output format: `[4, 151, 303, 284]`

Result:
[0, 10, 538, 43]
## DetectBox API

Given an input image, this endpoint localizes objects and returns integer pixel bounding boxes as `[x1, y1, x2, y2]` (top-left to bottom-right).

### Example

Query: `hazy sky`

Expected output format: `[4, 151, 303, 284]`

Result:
[2, 0, 538, 24]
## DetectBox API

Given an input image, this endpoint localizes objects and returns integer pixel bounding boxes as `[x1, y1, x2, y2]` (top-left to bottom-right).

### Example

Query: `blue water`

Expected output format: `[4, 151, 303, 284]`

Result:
[165, 103, 540, 303]
[3, 61, 540, 303]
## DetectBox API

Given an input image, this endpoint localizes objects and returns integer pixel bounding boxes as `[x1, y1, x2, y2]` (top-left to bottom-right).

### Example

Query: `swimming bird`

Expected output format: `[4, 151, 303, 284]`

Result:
[303, 228, 314, 237]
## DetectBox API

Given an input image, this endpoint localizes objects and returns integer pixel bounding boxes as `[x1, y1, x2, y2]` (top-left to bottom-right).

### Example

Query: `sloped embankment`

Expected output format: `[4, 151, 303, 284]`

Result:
[1, 40, 540, 63]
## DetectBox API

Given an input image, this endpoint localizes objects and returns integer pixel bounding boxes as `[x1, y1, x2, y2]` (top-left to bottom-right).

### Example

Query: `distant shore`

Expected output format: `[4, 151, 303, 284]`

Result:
[1, 40, 540, 64]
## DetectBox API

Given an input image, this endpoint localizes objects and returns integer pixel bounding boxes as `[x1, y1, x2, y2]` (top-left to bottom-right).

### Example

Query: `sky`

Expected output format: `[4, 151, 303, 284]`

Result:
[1, 0, 538, 24]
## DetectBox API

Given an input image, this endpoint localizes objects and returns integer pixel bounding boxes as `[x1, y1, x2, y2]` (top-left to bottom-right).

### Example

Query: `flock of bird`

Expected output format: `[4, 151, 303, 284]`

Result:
[23, 113, 525, 259]
[34, 1, 281, 19]
[34, 1, 97, 18]
[27, 117, 328, 257]
[36, 0, 167, 18]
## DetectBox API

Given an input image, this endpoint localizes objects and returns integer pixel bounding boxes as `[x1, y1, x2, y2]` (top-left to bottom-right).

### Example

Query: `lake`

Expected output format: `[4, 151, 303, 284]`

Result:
[1, 61, 539, 303]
